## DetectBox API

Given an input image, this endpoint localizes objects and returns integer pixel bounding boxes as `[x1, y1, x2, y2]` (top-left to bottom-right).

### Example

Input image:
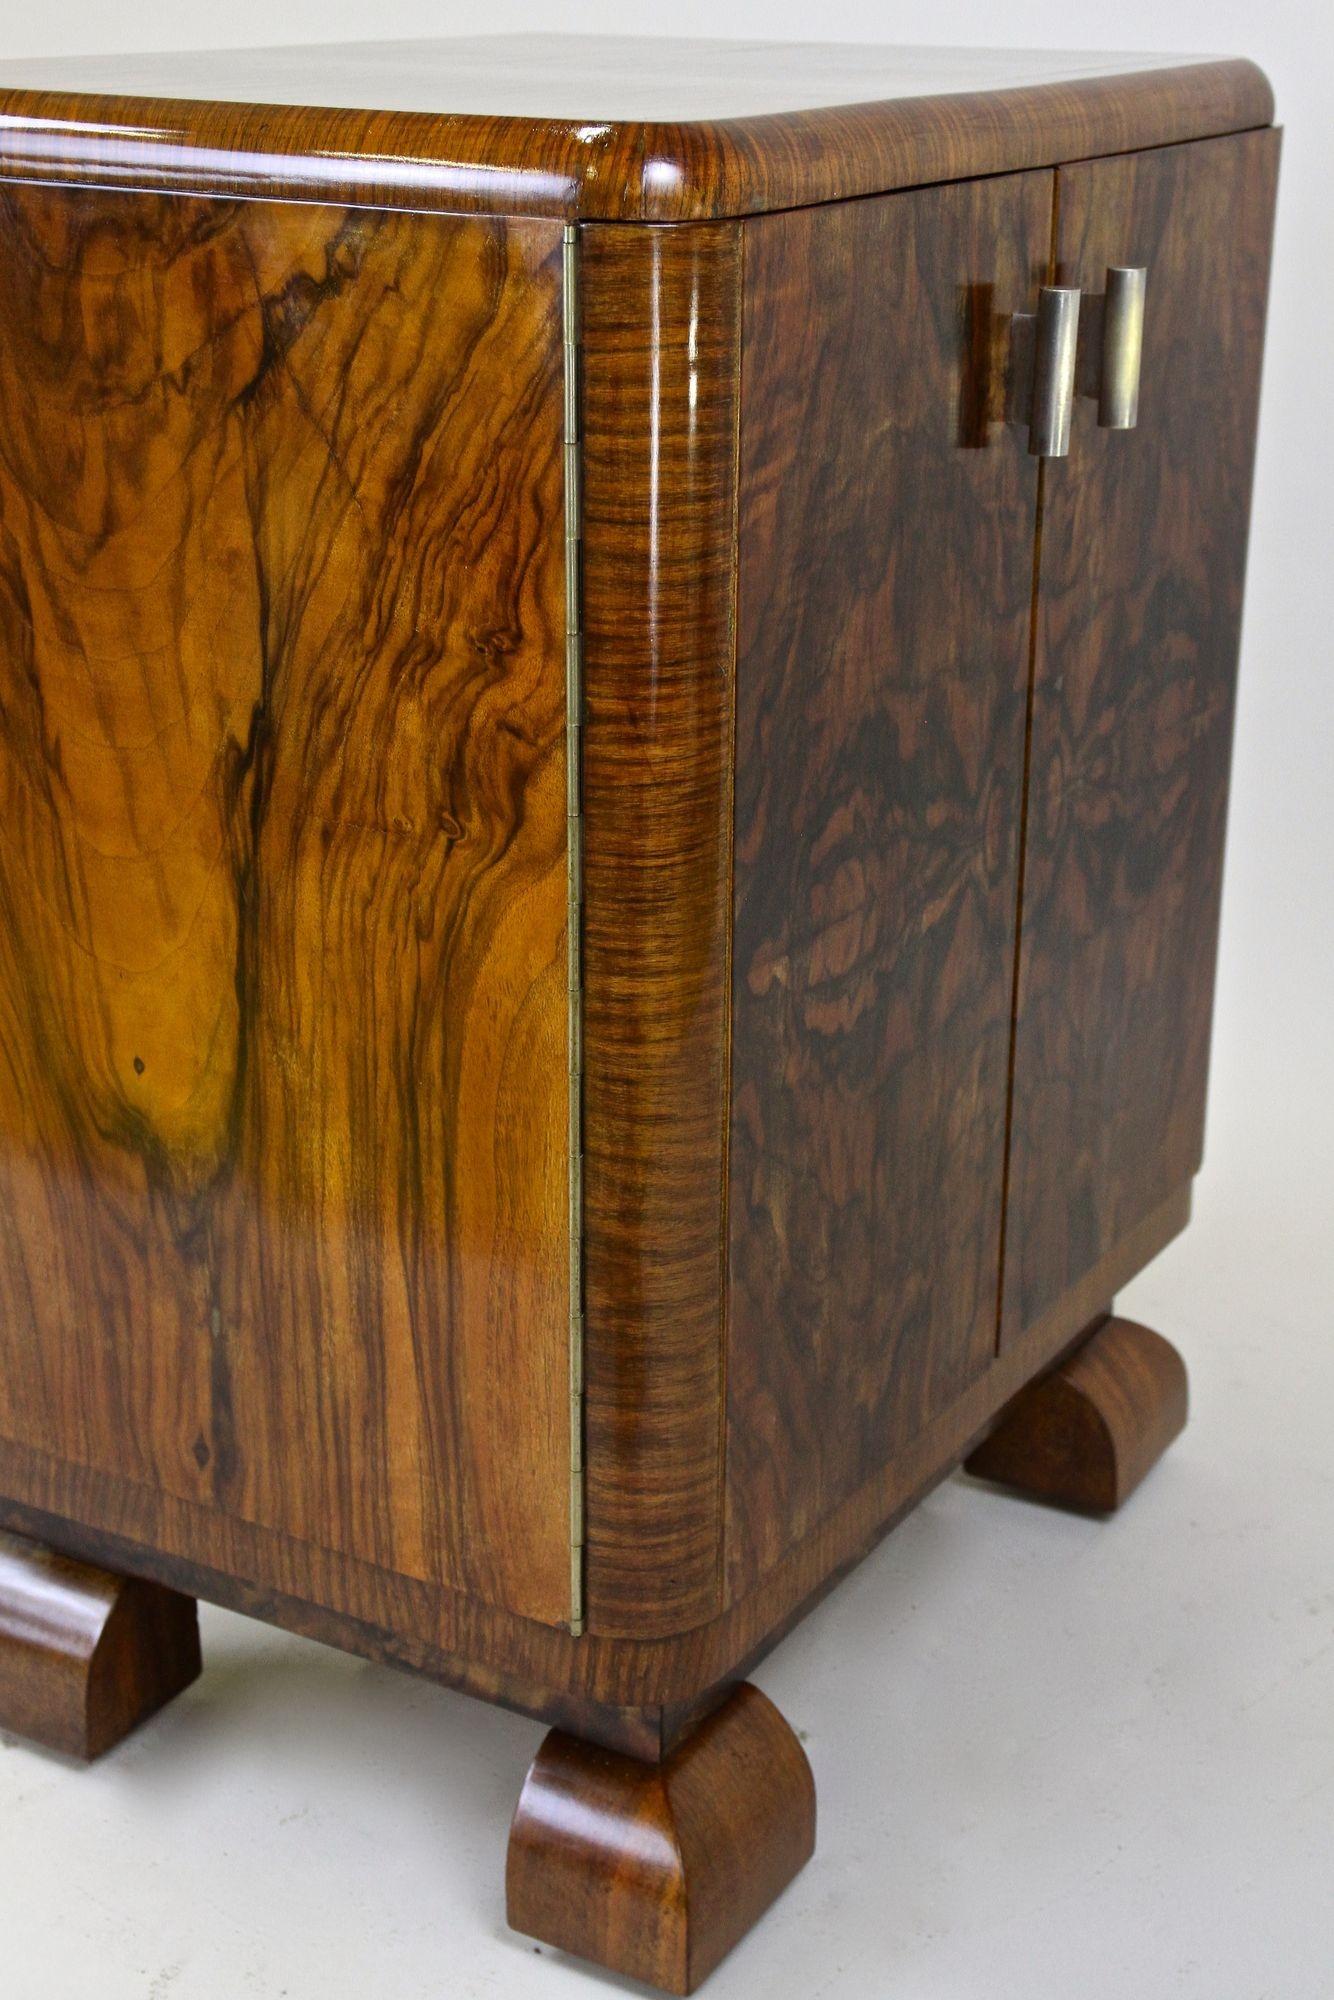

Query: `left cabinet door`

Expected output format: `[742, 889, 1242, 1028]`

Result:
[0, 186, 577, 1628]
[724, 169, 1052, 1595]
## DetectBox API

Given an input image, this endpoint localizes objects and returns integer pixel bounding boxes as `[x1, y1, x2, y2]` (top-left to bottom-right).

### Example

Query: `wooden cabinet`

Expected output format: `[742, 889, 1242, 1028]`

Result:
[0, 36, 1278, 1994]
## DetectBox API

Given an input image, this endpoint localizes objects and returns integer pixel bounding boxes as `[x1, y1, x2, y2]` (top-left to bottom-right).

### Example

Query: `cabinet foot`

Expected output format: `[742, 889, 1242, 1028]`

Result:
[507, 1682, 815, 1994]
[0, 1529, 201, 1760]
[965, 1315, 1188, 1511]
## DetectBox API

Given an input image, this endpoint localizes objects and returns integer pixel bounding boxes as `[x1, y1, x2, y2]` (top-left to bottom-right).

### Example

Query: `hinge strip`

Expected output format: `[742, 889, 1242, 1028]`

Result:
[562, 222, 586, 1638]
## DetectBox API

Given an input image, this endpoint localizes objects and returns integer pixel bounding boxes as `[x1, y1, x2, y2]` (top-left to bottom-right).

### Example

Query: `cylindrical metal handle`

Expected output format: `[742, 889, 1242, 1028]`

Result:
[1099, 266, 1147, 429]
[1029, 286, 1081, 459]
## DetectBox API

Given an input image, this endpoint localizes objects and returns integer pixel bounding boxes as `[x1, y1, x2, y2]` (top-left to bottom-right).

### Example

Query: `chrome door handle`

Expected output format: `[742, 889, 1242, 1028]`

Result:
[1009, 286, 1082, 459]
[1098, 266, 1147, 429]
[1030, 286, 1082, 457]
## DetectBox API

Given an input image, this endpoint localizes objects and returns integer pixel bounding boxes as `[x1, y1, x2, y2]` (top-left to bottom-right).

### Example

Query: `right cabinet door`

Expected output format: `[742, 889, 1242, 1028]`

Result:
[1002, 130, 1280, 1341]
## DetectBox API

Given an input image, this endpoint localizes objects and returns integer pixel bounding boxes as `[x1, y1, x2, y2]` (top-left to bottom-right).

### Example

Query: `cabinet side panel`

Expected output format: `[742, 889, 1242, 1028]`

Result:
[580, 224, 742, 1636]
[725, 177, 1050, 1596]
[0, 185, 574, 1627]
[1002, 129, 1280, 1338]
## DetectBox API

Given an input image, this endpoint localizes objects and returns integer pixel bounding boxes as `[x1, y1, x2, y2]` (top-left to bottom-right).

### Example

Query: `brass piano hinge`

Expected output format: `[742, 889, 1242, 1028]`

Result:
[562, 222, 586, 1639]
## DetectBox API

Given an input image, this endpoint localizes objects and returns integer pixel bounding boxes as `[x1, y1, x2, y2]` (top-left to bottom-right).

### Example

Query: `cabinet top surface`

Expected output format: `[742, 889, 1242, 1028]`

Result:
[0, 34, 1274, 221]
[0, 36, 1243, 121]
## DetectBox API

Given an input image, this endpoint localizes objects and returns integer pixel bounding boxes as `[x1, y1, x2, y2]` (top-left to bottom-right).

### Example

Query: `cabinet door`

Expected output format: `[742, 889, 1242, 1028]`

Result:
[1002, 132, 1279, 1339]
[725, 171, 1051, 1594]
[0, 185, 576, 1628]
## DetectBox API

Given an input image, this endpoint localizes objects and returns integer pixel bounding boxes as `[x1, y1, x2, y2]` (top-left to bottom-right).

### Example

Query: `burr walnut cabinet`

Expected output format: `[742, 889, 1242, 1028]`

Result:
[0, 34, 1278, 1992]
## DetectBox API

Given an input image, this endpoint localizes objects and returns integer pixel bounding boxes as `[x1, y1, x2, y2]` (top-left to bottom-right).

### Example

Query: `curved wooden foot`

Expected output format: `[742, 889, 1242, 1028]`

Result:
[0, 1530, 201, 1760]
[965, 1315, 1188, 1512]
[507, 1682, 815, 1994]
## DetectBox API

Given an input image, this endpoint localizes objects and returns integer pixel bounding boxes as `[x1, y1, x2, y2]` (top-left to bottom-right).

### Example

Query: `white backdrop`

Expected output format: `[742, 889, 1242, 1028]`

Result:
[0, 9, 1330, 2000]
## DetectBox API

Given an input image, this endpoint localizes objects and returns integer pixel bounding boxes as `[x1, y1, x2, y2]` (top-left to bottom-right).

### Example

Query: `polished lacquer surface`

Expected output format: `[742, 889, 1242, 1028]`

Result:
[0, 183, 575, 1629]
[0, 37, 1273, 221]
[0, 60, 1279, 1762]
[0, 1527, 200, 1759]
[726, 170, 1048, 1594]
[1002, 129, 1281, 1338]
[579, 222, 742, 1640]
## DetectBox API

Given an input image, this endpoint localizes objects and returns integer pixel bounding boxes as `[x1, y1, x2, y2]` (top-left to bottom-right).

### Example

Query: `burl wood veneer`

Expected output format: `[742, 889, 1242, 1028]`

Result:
[0, 34, 1278, 1992]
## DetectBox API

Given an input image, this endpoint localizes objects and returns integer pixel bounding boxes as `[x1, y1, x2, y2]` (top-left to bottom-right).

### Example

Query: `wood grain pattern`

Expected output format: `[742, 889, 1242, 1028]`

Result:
[1001, 130, 1280, 1338]
[0, 183, 574, 1627]
[0, 66, 1277, 1780]
[0, 1527, 200, 1759]
[965, 1316, 1188, 1510]
[0, 1182, 1190, 1739]
[725, 172, 1049, 1594]
[507, 1682, 815, 1992]
[579, 222, 742, 1638]
[0, 44, 1273, 223]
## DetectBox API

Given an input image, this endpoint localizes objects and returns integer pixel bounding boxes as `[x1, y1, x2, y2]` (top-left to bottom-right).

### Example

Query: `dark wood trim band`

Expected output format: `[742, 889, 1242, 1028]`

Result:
[579, 220, 743, 1638]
